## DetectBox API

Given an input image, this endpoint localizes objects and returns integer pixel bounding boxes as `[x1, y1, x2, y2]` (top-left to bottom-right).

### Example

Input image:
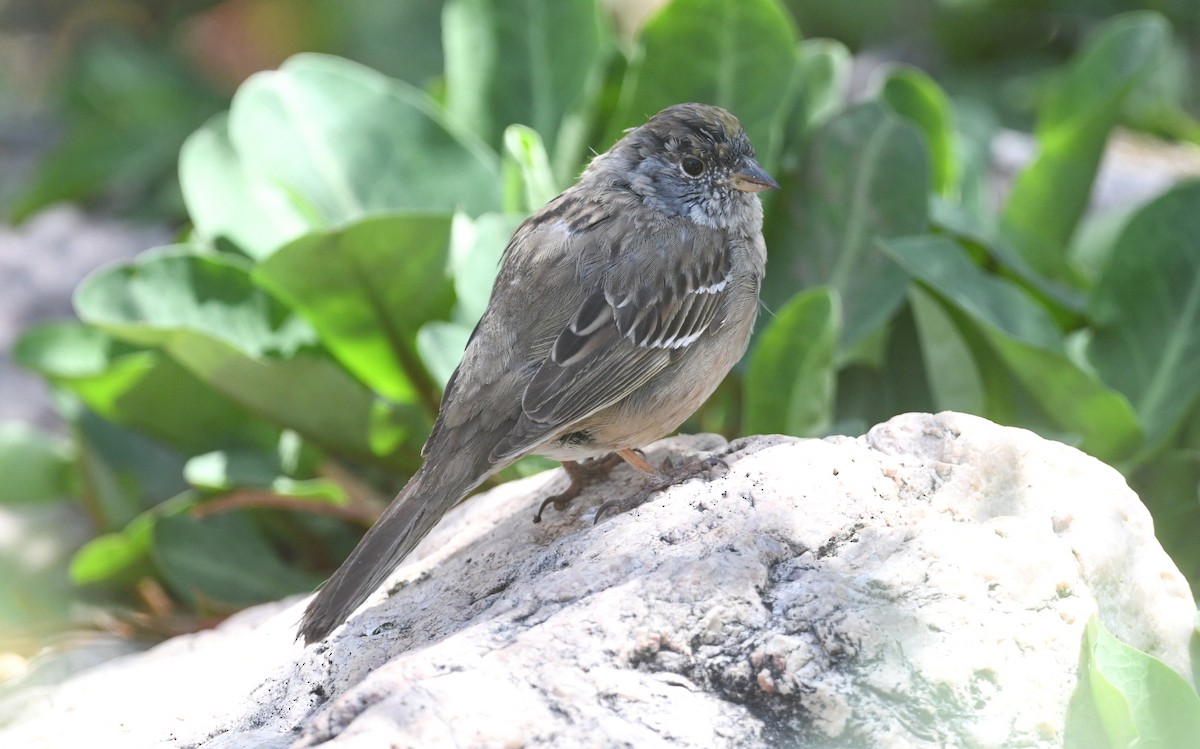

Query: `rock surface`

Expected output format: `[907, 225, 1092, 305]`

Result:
[1, 412, 1195, 748]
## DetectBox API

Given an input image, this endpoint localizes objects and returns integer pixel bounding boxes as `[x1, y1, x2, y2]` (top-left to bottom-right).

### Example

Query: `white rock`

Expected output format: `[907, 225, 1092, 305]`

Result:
[1, 413, 1194, 748]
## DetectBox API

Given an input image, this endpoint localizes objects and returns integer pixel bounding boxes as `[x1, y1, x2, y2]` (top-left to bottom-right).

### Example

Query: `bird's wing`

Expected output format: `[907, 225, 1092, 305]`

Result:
[491, 220, 733, 460]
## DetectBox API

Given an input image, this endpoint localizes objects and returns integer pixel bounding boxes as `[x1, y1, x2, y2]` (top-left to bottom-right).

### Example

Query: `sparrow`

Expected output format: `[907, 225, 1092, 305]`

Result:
[299, 102, 777, 644]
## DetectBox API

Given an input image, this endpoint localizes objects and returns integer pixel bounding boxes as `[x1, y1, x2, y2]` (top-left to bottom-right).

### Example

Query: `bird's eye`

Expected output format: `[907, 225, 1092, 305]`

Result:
[681, 156, 705, 176]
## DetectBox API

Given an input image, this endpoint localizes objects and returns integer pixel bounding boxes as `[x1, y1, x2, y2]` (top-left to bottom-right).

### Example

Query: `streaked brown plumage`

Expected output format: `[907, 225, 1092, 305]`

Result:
[298, 102, 777, 644]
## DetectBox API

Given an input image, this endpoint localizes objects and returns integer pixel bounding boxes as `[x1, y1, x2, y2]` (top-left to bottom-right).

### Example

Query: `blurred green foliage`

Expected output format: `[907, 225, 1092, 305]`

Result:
[2, 0, 1199, 737]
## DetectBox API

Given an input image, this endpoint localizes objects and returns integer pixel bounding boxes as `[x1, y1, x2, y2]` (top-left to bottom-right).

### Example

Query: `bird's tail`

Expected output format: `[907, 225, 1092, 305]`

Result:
[297, 451, 487, 644]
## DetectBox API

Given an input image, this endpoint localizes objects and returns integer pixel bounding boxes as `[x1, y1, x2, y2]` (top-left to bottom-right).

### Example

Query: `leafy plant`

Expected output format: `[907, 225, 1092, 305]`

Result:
[1066, 617, 1200, 747]
[3, 3, 1198, 725]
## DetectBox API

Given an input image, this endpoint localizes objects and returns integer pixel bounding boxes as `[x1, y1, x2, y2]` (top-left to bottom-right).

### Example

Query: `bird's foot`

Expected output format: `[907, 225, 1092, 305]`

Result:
[593, 453, 727, 524]
[533, 452, 633, 524]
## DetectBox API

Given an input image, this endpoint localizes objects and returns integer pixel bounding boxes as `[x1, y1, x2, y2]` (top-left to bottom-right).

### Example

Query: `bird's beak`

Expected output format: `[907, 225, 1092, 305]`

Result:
[732, 160, 779, 193]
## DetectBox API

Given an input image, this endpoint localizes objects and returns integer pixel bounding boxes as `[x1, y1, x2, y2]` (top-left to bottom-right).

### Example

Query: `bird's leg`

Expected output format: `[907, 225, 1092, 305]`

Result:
[593, 448, 728, 524]
[533, 452, 629, 524]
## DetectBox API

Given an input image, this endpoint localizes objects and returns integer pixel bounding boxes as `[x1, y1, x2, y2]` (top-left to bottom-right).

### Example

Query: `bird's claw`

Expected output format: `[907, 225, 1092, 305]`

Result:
[533, 452, 629, 524]
[593, 452, 728, 524]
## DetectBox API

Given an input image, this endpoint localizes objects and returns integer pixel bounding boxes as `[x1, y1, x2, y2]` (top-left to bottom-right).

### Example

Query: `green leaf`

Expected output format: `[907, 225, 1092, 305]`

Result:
[1086, 181, 1200, 452]
[881, 66, 957, 197]
[1129, 449, 1200, 604]
[15, 322, 276, 454]
[883, 235, 1142, 463]
[74, 248, 387, 463]
[254, 213, 455, 406]
[184, 450, 285, 492]
[72, 410, 190, 532]
[764, 102, 929, 352]
[908, 285, 985, 414]
[609, 0, 801, 170]
[1086, 617, 1200, 748]
[501, 125, 561, 213]
[179, 114, 315, 260]
[443, 0, 608, 161]
[181, 54, 501, 257]
[448, 212, 524, 326]
[1001, 12, 1170, 283]
[70, 512, 155, 585]
[794, 39, 851, 136]
[743, 287, 839, 436]
[152, 510, 320, 609]
[0, 423, 74, 505]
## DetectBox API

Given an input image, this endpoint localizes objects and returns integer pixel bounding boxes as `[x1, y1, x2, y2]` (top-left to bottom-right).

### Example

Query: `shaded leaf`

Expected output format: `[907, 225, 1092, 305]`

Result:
[443, 0, 608, 161]
[502, 125, 561, 213]
[152, 510, 320, 609]
[74, 249, 386, 463]
[881, 66, 957, 196]
[1086, 181, 1200, 451]
[70, 512, 155, 585]
[884, 235, 1142, 463]
[1001, 12, 1170, 282]
[609, 0, 801, 170]
[72, 410, 190, 532]
[448, 212, 524, 326]
[15, 322, 275, 454]
[908, 285, 985, 414]
[254, 213, 455, 406]
[764, 102, 929, 352]
[1129, 449, 1200, 601]
[743, 287, 839, 436]
[794, 39, 851, 136]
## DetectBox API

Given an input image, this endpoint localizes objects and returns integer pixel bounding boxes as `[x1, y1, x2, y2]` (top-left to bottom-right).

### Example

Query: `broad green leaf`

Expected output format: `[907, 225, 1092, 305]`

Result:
[74, 248, 387, 463]
[501, 125, 561, 214]
[183, 447, 342, 501]
[1086, 617, 1200, 748]
[185, 450, 286, 492]
[70, 511, 155, 585]
[794, 39, 851, 136]
[743, 287, 839, 436]
[181, 54, 501, 257]
[1086, 181, 1200, 452]
[908, 285, 985, 414]
[883, 235, 1141, 463]
[152, 510, 320, 609]
[448, 212, 524, 326]
[254, 213, 455, 405]
[1001, 12, 1169, 283]
[71, 410, 190, 532]
[15, 322, 276, 454]
[764, 102, 928, 352]
[74, 247, 314, 354]
[179, 114, 315, 260]
[443, 0, 608, 161]
[608, 0, 801, 170]
[881, 66, 956, 196]
[931, 198, 1087, 317]
[1129, 449, 1200, 603]
[944, 97, 996, 221]
[834, 306, 936, 434]
[0, 423, 74, 505]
